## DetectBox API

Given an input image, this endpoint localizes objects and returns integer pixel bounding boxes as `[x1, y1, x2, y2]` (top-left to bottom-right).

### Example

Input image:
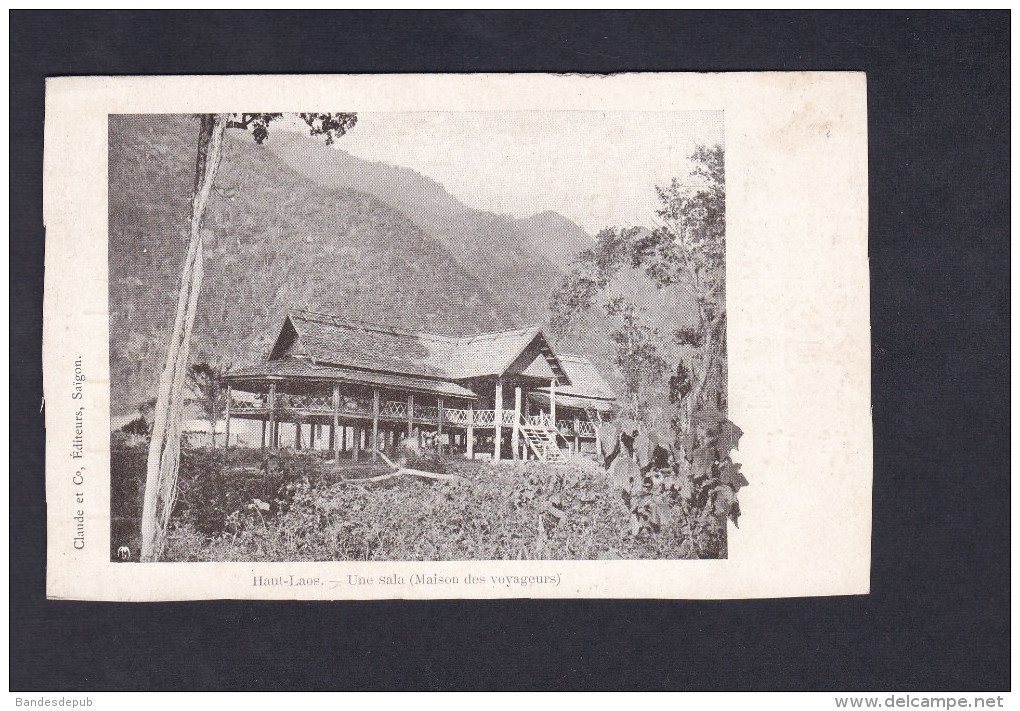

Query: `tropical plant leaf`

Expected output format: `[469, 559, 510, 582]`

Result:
[714, 419, 744, 460]
[728, 500, 741, 528]
[691, 445, 716, 480]
[717, 457, 748, 492]
[712, 485, 734, 517]
[632, 431, 656, 470]
[609, 455, 640, 493]
[679, 476, 694, 501]
[597, 422, 620, 458]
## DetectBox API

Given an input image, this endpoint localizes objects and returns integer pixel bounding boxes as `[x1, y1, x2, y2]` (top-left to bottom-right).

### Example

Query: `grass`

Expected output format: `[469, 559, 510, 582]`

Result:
[111, 443, 720, 562]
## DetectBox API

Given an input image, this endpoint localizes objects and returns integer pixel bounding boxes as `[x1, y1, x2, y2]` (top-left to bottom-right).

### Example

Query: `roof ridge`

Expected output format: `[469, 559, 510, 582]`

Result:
[289, 309, 460, 343]
[455, 324, 542, 344]
[290, 309, 541, 344]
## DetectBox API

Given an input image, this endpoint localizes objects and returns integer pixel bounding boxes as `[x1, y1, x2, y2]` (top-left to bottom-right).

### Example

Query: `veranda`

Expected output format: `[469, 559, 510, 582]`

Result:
[223, 377, 600, 462]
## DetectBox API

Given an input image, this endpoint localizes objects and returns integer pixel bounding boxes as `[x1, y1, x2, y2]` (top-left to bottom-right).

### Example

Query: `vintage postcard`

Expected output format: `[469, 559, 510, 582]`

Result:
[43, 72, 871, 600]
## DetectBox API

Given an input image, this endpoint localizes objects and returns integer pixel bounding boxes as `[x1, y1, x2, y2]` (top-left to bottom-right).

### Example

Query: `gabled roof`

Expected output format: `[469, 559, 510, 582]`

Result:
[452, 326, 568, 383]
[224, 358, 478, 399]
[534, 354, 617, 402]
[268, 310, 570, 384]
[274, 310, 458, 378]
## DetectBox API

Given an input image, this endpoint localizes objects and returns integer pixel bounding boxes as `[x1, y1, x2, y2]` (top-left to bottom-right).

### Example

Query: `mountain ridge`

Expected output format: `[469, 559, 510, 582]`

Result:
[108, 115, 593, 414]
[263, 132, 593, 317]
[110, 115, 517, 413]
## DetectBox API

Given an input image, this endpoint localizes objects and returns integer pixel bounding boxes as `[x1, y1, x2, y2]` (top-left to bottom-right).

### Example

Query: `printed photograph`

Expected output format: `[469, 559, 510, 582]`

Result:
[108, 109, 742, 563]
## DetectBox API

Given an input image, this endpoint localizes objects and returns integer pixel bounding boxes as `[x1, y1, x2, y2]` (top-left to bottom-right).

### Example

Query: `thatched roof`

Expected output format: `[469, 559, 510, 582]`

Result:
[268, 310, 570, 384]
[224, 357, 477, 399]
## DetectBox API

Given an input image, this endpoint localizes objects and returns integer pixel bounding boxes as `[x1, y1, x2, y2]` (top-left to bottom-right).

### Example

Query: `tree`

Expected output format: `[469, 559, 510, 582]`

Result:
[550, 145, 742, 544]
[604, 297, 669, 416]
[141, 112, 357, 562]
[550, 226, 670, 417]
[633, 144, 726, 447]
[187, 363, 227, 449]
[550, 144, 726, 444]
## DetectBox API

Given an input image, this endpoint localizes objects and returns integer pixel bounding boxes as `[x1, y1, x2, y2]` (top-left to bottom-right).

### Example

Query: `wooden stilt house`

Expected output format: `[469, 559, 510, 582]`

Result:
[222, 310, 616, 462]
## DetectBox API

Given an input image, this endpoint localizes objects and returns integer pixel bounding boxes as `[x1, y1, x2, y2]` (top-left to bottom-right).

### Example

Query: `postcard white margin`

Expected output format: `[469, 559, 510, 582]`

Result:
[43, 72, 871, 600]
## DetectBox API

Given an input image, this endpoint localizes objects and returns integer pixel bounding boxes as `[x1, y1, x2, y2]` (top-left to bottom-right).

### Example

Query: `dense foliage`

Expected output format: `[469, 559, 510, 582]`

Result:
[110, 443, 727, 561]
[551, 144, 743, 537]
[186, 363, 227, 447]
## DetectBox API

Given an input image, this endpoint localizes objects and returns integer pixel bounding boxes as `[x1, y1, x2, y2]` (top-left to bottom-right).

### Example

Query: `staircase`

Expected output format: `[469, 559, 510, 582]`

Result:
[519, 415, 569, 464]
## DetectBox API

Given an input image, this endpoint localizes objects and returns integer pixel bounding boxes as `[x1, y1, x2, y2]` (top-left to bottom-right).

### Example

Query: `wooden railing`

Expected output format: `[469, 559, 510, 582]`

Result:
[473, 410, 496, 426]
[228, 392, 600, 435]
[228, 393, 267, 414]
[414, 405, 439, 423]
[526, 413, 554, 428]
[380, 400, 409, 419]
[277, 394, 333, 412]
[443, 408, 473, 426]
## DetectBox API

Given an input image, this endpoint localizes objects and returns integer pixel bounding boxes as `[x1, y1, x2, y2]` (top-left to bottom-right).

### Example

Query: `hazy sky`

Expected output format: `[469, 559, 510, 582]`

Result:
[330, 111, 724, 235]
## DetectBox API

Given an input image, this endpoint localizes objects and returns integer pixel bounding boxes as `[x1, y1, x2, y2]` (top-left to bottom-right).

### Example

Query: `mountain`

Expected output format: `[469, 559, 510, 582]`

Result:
[109, 114, 525, 414]
[263, 132, 593, 318]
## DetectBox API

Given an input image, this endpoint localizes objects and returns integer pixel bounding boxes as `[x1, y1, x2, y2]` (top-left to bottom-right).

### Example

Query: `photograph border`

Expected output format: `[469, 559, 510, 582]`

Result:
[13, 10, 1010, 691]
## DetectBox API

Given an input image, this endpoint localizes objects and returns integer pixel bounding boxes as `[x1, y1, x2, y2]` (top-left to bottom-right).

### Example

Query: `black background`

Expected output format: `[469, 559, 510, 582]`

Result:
[10, 11, 1010, 690]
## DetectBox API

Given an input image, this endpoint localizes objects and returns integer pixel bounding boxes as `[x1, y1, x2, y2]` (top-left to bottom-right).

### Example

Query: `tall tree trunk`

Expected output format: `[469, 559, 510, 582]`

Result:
[140, 114, 228, 561]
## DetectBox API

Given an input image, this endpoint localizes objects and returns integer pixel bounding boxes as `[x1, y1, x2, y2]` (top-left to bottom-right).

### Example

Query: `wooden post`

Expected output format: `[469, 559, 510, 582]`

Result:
[467, 402, 474, 459]
[437, 396, 444, 454]
[407, 393, 414, 437]
[512, 385, 522, 460]
[352, 425, 361, 462]
[309, 420, 316, 449]
[372, 388, 380, 462]
[342, 425, 347, 454]
[260, 418, 266, 452]
[295, 419, 302, 450]
[574, 415, 580, 454]
[268, 382, 277, 450]
[332, 383, 340, 461]
[549, 378, 557, 425]
[494, 378, 503, 460]
[224, 384, 232, 451]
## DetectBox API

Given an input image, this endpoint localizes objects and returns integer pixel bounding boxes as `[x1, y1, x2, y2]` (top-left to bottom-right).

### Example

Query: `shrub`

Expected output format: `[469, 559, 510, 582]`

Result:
[162, 458, 705, 562]
[112, 441, 732, 562]
[109, 443, 343, 559]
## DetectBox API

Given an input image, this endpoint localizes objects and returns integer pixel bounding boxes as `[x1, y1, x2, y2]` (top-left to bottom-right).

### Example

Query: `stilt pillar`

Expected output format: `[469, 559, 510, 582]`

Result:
[549, 378, 557, 425]
[467, 402, 474, 459]
[268, 382, 277, 450]
[331, 383, 340, 460]
[494, 378, 503, 460]
[512, 385, 522, 460]
[437, 397, 444, 455]
[372, 388, 380, 462]
[224, 384, 232, 451]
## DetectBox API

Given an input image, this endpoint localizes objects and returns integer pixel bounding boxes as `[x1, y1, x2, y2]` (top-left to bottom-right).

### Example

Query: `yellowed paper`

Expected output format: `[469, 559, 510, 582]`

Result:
[43, 72, 871, 600]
